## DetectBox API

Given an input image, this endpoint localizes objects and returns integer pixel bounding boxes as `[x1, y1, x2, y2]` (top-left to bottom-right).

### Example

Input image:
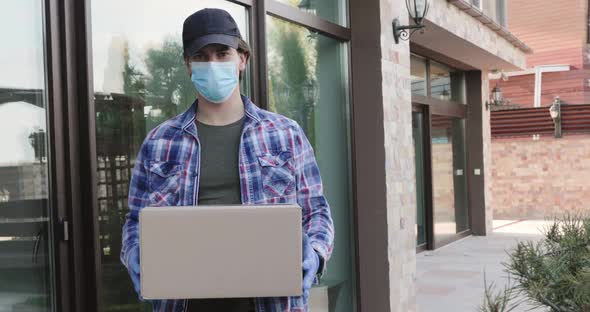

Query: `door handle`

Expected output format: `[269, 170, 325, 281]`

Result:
[58, 217, 69, 241]
[33, 227, 42, 264]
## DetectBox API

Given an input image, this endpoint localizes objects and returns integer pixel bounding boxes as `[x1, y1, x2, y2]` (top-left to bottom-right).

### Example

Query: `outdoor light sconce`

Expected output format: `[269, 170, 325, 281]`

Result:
[549, 96, 562, 138]
[393, 0, 429, 44]
[485, 84, 504, 110]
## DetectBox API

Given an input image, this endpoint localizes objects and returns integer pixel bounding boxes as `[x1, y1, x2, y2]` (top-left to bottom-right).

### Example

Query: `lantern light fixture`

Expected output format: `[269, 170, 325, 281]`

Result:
[393, 0, 430, 44]
[486, 84, 505, 110]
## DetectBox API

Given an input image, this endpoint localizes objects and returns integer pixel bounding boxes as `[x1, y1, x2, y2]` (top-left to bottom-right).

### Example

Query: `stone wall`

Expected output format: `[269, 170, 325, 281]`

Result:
[380, 0, 417, 310]
[491, 134, 590, 219]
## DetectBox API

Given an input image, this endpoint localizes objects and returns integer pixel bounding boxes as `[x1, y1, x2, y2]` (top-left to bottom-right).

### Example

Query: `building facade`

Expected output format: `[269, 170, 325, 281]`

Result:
[489, 0, 590, 220]
[491, 0, 590, 107]
[0, 0, 526, 311]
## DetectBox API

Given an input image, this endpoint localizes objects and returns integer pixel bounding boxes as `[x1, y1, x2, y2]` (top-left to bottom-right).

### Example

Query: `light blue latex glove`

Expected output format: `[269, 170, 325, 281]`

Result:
[302, 233, 320, 301]
[128, 247, 142, 299]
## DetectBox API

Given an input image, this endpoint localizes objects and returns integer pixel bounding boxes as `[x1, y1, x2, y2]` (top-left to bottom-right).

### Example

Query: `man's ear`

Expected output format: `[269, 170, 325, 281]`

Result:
[238, 52, 249, 72]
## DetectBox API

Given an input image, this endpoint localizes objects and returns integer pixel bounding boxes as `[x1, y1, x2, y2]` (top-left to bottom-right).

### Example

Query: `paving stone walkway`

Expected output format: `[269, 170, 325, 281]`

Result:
[417, 220, 552, 312]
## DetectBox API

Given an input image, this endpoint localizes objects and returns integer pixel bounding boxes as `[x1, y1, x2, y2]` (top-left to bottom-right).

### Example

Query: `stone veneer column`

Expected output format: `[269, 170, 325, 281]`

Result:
[351, 0, 417, 310]
[380, 0, 418, 311]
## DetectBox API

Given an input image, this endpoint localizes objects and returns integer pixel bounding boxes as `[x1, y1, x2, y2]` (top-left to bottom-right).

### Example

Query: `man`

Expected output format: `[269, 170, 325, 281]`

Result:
[120, 8, 334, 312]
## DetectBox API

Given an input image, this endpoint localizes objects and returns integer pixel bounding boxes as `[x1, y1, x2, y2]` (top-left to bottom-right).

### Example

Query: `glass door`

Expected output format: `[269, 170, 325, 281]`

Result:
[266, 16, 356, 311]
[411, 54, 470, 250]
[412, 112, 427, 247]
[89, 1, 250, 310]
[431, 115, 468, 246]
[0, 1, 55, 311]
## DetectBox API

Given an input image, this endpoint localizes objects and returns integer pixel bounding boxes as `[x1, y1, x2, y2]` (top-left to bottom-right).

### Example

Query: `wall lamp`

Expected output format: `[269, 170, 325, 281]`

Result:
[393, 0, 429, 44]
[549, 96, 562, 138]
[486, 84, 504, 110]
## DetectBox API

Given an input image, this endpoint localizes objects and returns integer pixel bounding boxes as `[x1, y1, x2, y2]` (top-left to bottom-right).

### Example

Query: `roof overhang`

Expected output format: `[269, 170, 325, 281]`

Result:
[411, 20, 526, 72]
[408, 0, 530, 72]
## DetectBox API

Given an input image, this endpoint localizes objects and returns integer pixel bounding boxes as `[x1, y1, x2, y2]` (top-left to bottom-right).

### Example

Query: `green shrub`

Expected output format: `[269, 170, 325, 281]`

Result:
[478, 273, 521, 312]
[505, 215, 590, 312]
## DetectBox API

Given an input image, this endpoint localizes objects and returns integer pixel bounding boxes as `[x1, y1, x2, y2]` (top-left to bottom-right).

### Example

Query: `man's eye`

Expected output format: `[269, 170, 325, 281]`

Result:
[218, 52, 229, 57]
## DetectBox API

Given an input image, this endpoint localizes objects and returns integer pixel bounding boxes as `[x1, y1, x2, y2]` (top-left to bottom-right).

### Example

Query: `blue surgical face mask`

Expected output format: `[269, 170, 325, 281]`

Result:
[190, 61, 239, 104]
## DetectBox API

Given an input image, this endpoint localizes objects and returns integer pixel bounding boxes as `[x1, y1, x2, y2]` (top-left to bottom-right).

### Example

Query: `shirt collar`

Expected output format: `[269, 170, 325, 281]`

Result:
[172, 95, 262, 133]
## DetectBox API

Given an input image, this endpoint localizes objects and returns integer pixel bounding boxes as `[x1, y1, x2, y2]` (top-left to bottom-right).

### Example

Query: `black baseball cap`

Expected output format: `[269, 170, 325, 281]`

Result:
[182, 8, 243, 57]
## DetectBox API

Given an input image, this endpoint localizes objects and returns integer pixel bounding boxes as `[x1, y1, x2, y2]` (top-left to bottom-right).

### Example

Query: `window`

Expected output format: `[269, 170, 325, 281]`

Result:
[91, 1, 250, 310]
[411, 55, 427, 96]
[267, 15, 356, 312]
[496, 0, 507, 27]
[410, 56, 466, 104]
[273, 0, 348, 26]
[430, 61, 465, 103]
[0, 1, 54, 311]
[470, 0, 483, 10]
[90, 0, 355, 311]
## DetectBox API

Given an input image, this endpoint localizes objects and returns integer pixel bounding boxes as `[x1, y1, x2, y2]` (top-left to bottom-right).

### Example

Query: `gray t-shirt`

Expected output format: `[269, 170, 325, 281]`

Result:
[188, 116, 254, 312]
[196, 117, 244, 205]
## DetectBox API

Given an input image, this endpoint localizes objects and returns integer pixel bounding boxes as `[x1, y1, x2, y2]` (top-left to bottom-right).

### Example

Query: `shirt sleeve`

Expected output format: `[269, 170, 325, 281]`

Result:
[120, 138, 150, 271]
[293, 124, 335, 268]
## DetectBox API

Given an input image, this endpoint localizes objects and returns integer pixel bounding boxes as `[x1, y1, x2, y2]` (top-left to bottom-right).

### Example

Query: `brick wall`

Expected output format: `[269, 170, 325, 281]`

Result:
[491, 134, 590, 219]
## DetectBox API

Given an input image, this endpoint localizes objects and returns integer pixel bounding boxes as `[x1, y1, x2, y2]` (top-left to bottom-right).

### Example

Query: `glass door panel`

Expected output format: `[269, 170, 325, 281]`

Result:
[0, 1, 55, 311]
[431, 115, 468, 246]
[412, 112, 427, 247]
[90, 1, 250, 311]
[266, 16, 356, 312]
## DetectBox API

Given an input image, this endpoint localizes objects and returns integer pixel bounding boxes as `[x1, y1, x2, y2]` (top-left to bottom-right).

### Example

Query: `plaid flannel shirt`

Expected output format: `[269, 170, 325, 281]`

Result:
[120, 95, 334, 312]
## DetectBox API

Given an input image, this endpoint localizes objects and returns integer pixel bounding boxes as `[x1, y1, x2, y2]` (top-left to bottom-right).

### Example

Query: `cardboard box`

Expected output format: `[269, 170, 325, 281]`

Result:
[139, 205, 302, 299]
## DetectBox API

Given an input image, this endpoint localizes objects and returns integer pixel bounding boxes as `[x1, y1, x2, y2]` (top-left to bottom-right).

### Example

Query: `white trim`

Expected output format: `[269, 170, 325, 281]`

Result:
[533, 65, 570, 107]
[488, 65, 571, 108]
[489, 65, 570, 79]
[489, 68, 535, 78]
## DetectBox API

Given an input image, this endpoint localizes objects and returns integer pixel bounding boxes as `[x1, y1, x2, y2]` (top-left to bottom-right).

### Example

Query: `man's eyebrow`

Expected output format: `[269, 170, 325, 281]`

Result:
[216, 45, 231, 52]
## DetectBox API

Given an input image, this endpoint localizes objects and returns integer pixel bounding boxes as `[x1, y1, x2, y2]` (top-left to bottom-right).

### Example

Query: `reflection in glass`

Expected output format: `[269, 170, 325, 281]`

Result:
[274, 0, 347, 26]
[411, 55, 427, 96]
[0, 1, 54, 311]
[91, 2, 249, 311]
[430, 61, 465, 103]
[267, 16, 356, 312]
[431, 115, 469, 246]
